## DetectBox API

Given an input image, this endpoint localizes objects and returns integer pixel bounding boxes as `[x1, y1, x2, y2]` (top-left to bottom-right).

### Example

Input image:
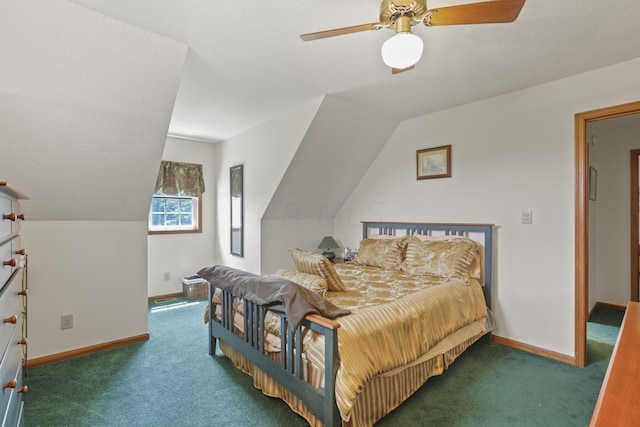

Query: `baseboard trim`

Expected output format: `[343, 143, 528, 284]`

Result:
[148, 292, 183, 302]
[491, 334, 576, 365]
[27, 333, 150, 368]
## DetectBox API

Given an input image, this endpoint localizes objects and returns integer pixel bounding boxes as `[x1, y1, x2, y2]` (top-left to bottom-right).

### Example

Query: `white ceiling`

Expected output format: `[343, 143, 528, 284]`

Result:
[65, 0, 640, 143]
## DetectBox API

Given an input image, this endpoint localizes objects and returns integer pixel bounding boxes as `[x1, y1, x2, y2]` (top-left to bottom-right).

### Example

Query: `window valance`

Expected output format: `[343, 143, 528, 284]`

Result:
[155, 161, 205, 197]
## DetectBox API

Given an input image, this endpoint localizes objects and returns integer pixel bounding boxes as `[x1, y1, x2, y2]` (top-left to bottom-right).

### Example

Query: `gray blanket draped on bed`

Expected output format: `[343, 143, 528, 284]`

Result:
[198, 265, 351, 329]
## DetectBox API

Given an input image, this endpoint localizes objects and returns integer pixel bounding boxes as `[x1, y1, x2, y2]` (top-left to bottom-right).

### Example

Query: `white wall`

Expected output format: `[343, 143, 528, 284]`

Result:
[22, 221, 148, 359]
[588, 118, 640, 308]
[215, 98, 323, 274]
[147, 137, 217, 297]
[4, 1, 186, 361]
[335, 57, 640, 358]
[261, 218, 334, 273]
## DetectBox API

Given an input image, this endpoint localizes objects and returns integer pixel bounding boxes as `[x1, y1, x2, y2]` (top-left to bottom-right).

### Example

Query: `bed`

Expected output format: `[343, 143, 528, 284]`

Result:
[201, 221, 494, 427]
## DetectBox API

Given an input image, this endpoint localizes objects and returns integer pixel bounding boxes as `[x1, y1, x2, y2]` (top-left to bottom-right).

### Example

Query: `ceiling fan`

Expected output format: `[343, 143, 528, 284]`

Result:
[300, 0, 526, 74]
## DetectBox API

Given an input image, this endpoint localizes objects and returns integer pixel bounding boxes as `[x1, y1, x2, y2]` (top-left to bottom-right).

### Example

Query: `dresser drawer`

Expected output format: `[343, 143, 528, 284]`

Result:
[0, 241, 13, 293]
[0, 271, 24, 358]
[4, 400, 23, 427]
[0, 198, 11, 241]
[10, 236, 23, 271]
[15, 400, 23, 427]
[1, 358, 24, 427]
[9, 201, 21, 236]
[0, 314, 24, 421]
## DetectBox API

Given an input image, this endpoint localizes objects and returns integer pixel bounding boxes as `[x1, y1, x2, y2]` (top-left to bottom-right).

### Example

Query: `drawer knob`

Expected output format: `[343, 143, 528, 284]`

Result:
[3, 213, 16, 221]
[18, 289, 27, 296]
[18, 338, 27, 345]
[18, 386, 28, 394]
[16, 213, 25, 221]
[3, 258, 17, 267]
[3, 315, 17, 324]
[3, 379, 16, 389]
[16, 249, 26, 256]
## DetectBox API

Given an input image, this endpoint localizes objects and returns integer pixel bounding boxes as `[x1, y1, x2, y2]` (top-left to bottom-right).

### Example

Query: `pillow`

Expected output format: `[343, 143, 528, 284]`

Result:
[289, 249, 346, 292]
[353, 236, 411, 270]
[272, 269, 327, 297]
[410, 234, 483, 280]
[400, 236, 482, 283]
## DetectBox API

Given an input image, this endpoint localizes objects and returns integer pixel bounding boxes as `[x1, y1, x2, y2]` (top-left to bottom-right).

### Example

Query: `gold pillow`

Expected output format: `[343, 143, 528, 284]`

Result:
[400, 236, 481, 282]
[289, 249, 346, 292]
[272, 269, 327, 297]
[411, 234, 483, 280]
[353, 236, 411, 270]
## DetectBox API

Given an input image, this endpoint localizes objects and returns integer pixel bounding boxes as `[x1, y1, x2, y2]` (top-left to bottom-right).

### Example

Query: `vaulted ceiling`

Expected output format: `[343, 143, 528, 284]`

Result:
[65, 0, 640, 143]
[1, 0, 187, 220]
[3, 0, 640, 222]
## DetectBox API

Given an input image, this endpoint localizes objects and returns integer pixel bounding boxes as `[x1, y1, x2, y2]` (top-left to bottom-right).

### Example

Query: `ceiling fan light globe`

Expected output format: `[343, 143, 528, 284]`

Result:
[381, 32, 423, 69]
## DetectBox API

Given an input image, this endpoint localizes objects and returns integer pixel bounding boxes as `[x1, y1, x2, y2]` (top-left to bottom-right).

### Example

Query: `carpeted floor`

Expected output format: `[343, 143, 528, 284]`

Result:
[23, 300, 622, 426]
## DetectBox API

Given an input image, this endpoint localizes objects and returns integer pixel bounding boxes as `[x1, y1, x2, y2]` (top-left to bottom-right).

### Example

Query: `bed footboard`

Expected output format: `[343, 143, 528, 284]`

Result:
[208, 282, 341, 427]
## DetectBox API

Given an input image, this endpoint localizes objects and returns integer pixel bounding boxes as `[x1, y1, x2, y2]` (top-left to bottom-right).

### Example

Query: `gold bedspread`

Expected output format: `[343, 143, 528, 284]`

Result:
[306, 263, 488, 422]
[211, 262, 489, 425]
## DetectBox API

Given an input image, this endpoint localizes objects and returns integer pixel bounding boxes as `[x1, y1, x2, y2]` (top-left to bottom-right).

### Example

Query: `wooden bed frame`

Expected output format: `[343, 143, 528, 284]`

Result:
[208, 221, 494, 427]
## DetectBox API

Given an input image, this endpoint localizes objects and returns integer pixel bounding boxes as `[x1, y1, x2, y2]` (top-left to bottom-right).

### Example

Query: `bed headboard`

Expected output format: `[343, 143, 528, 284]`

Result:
[362, 221, 494, 308]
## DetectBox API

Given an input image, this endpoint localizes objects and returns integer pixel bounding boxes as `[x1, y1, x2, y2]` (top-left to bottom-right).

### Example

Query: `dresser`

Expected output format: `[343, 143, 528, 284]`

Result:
[0, 181, 28, 426]
[590, 302, 640, 426]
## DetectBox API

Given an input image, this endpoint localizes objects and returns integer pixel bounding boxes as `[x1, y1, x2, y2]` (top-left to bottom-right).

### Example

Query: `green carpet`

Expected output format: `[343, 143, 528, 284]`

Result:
[23, 301, 621, 426]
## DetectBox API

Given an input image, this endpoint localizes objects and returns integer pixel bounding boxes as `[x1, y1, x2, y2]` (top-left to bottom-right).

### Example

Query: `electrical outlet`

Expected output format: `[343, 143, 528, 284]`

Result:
[163, 272, 171, 281]
[61, 314, 73, 330]
[522, 210, 533, 224]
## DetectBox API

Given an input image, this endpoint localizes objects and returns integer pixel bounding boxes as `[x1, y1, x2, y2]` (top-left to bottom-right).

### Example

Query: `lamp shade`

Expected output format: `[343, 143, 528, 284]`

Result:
[317, 236, 339, 250]
[381, 32, 423, 69]
[318, 236, 339, 261]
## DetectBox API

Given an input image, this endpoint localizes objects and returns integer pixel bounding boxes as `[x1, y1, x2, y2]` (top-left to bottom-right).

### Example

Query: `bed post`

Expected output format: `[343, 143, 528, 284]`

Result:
[208, 281, 217, 355]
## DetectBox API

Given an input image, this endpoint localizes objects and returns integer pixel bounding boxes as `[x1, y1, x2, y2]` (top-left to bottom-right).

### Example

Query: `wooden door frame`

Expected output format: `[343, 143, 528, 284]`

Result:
[631, 150, 640, 304]
[575, 100, 640, 367]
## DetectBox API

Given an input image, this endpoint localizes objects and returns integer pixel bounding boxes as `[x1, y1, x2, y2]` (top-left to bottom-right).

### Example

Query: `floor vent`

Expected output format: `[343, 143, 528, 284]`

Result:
[153, 297, 178, 304]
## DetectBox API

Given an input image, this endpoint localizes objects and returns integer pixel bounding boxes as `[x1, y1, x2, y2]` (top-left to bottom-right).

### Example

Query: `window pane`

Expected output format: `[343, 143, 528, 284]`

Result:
[180, 214, 193, 225]
[165, 214, 179, 226]
[149, 191, 200, 233]
[151, 214, 165, 226]
[180, 199, 193, 212]
[151, 198, 164, 212]
[165, 199, 179, 213]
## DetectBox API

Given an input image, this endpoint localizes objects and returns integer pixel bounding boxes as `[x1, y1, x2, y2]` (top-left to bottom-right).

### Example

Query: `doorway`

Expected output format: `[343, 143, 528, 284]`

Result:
[575, 100, 640, 367]
[630, 149, 640, 302]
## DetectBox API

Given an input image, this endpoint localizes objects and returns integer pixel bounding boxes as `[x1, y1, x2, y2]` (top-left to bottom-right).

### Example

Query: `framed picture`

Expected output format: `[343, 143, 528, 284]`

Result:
[417, 145, 452, 180]
[589, 167, 597, 201]
[230, 164, 243, 256]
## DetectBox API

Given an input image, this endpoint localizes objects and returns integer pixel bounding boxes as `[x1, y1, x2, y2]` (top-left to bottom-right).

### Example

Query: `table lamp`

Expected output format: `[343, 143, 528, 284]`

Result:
[317, 236, 339, 261]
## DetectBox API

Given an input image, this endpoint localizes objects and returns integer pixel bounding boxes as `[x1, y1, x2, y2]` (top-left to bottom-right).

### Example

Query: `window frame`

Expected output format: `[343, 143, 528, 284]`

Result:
[148, 193, 203, 235]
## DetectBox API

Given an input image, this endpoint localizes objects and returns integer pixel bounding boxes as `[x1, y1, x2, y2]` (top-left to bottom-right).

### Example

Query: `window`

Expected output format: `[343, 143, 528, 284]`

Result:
[149, 160, 205, 234]
[148, 191, 201, 234]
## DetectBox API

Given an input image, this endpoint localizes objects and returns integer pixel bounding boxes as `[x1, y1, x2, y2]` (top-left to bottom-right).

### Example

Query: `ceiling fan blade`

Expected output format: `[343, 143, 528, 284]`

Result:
[392, 65, 415, 75]
[426, 0, 526, 26]
[300, 22, 384, 41]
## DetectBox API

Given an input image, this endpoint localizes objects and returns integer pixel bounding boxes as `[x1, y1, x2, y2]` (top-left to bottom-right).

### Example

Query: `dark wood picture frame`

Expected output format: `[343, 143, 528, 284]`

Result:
[417, 145, 452, 180]
[230, 164, 244, 257]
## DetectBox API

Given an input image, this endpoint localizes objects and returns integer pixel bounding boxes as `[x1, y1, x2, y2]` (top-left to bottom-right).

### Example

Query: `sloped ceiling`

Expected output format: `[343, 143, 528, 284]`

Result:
[63, 0, 640, 143]
[4, 0, 640, 221]
[0, 0, 187, 220]
[263, 95, 399, 220]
